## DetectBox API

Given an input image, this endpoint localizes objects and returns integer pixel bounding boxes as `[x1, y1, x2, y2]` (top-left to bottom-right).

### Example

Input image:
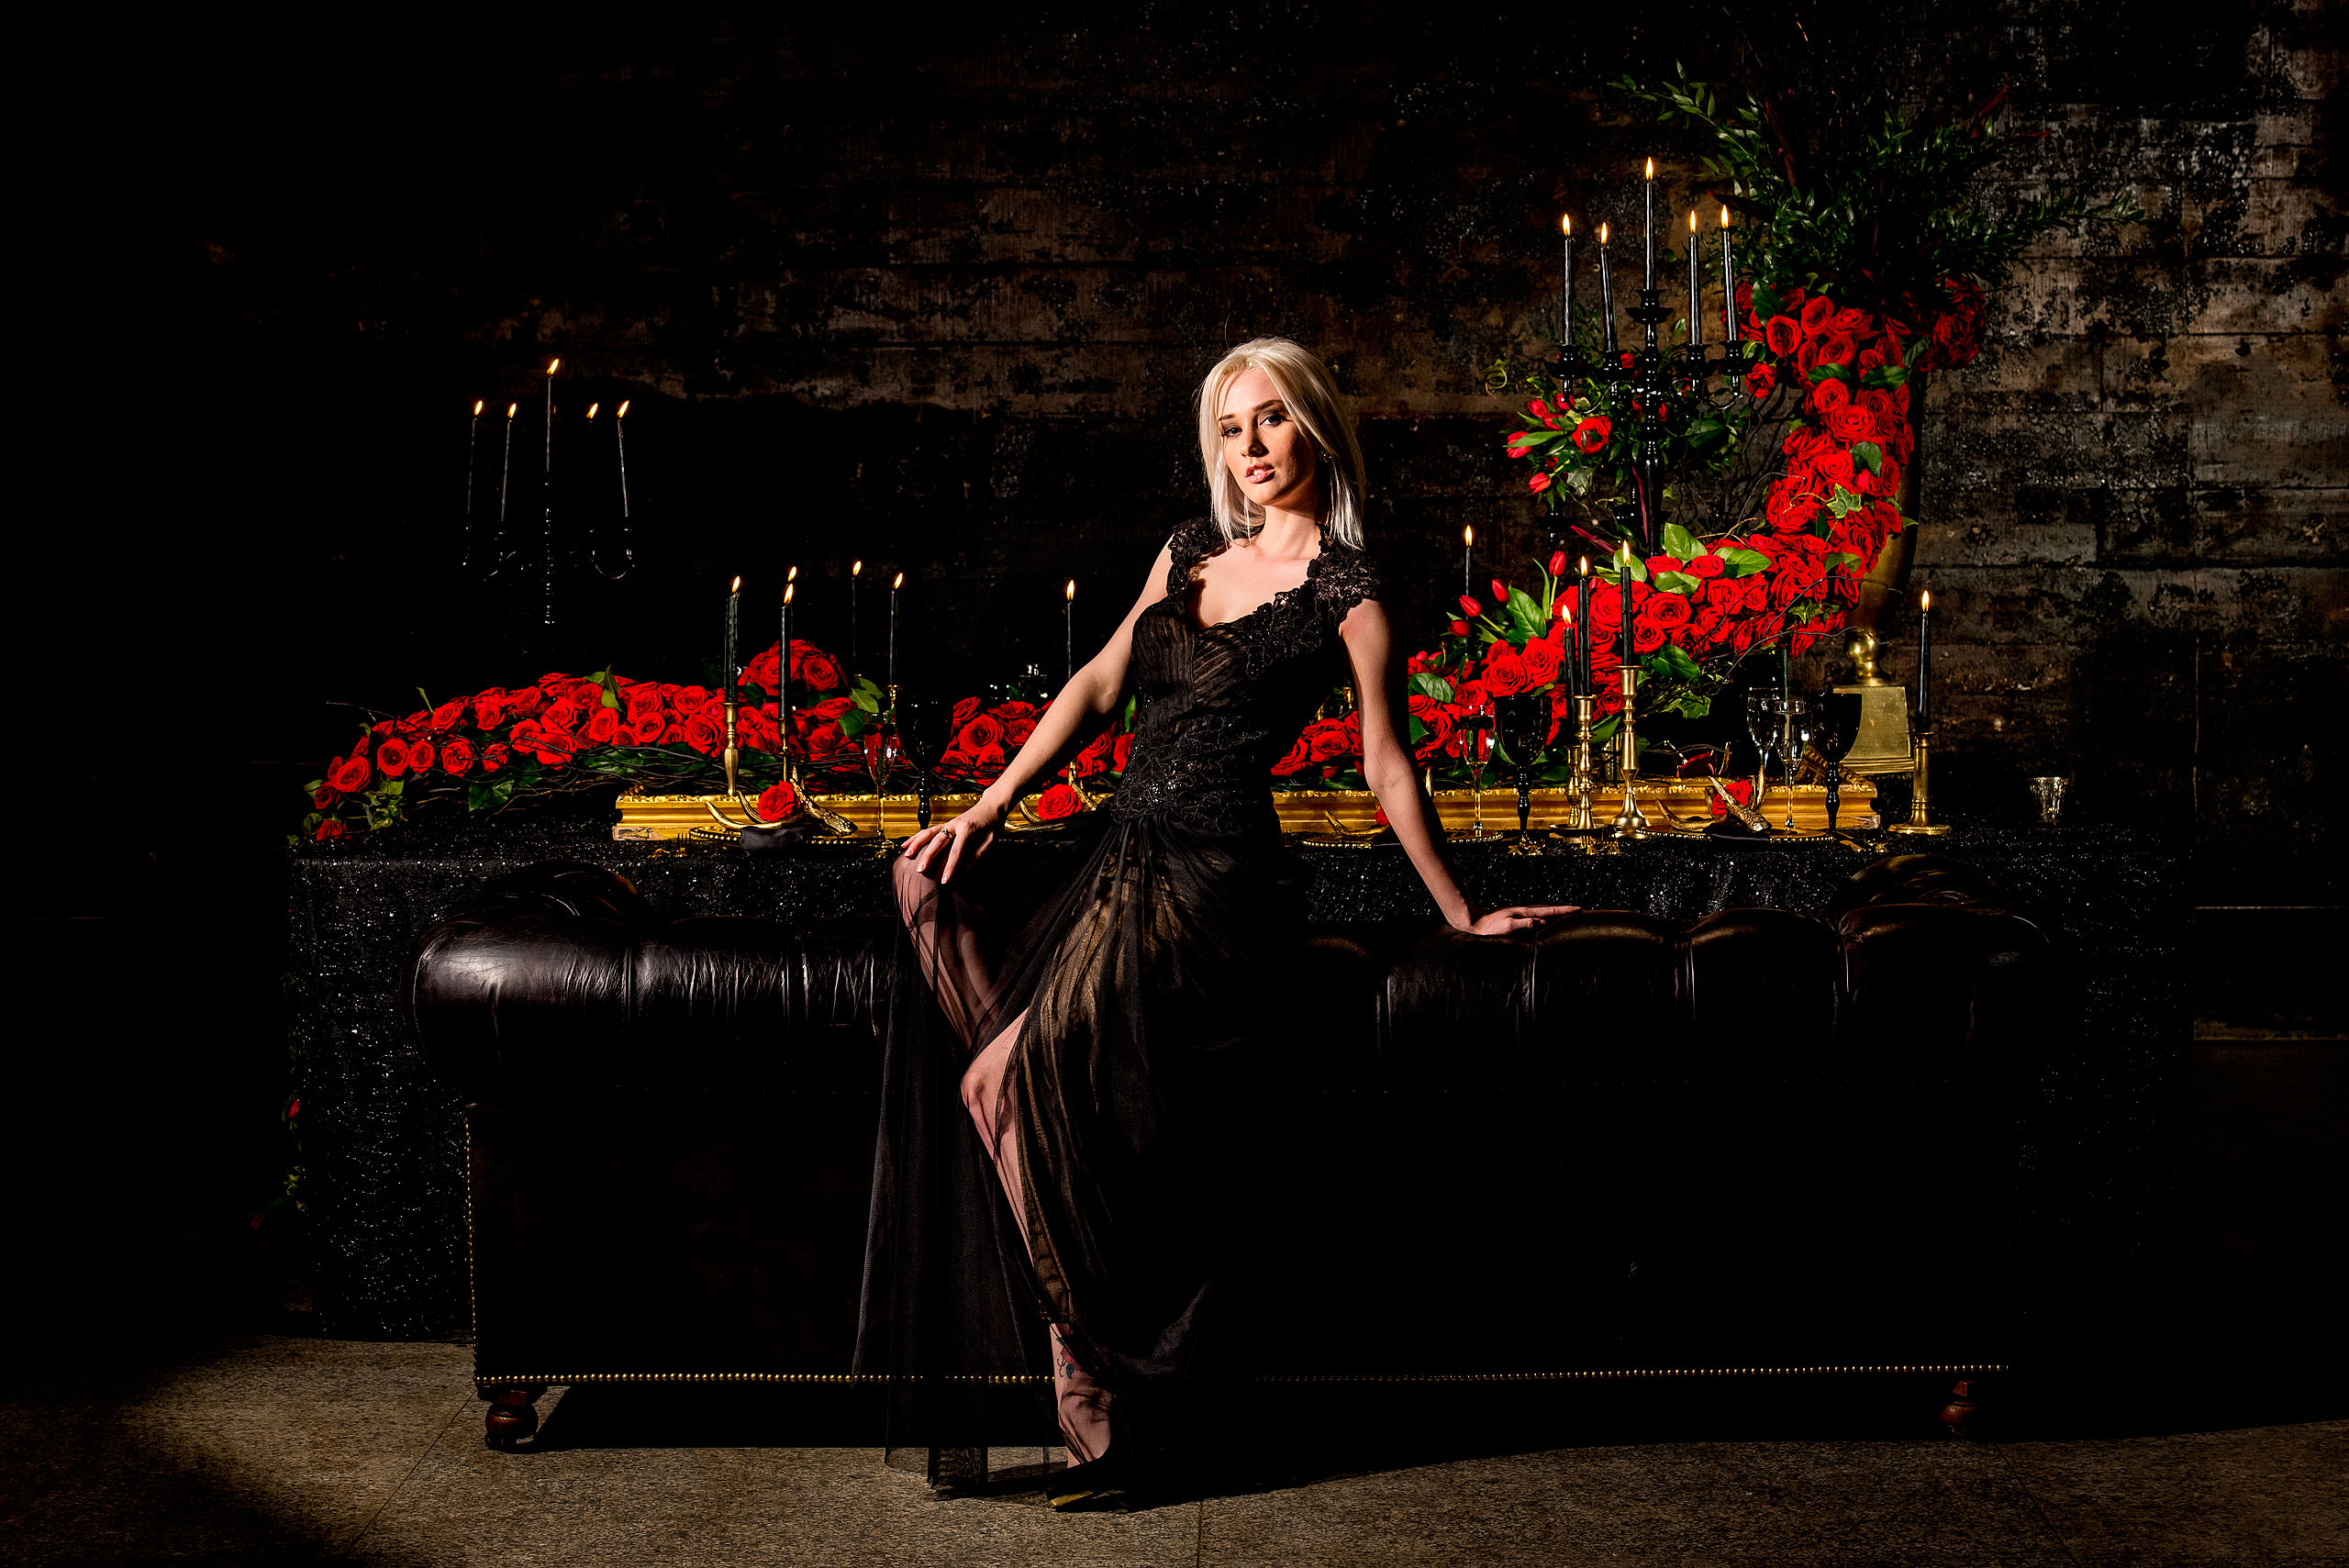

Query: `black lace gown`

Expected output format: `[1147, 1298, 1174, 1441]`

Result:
[856, 518, 1383, 1472]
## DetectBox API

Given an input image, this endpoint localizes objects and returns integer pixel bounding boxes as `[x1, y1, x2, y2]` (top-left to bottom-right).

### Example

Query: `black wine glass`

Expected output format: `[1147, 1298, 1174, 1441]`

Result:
[1493, 692, 1549, 854]
[895, 693, 957, 830]
[1813, 692, 1863, 832]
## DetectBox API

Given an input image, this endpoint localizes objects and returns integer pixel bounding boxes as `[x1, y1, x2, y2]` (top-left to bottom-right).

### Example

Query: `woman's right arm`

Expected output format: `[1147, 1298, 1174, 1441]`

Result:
[899, 541, 1175, 882]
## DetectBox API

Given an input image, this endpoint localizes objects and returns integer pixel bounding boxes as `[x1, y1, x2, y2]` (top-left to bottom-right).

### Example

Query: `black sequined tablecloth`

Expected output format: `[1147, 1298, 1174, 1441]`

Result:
[289, 809, 2185, 1339]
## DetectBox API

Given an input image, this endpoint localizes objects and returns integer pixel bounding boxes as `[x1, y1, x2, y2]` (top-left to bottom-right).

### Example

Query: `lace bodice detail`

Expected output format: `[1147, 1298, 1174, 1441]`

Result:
[1111, 518, 1383, 838]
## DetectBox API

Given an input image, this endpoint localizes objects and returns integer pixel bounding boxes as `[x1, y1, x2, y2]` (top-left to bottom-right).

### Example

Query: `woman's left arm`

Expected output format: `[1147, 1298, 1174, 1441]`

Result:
[1340, 598, 1577, 936]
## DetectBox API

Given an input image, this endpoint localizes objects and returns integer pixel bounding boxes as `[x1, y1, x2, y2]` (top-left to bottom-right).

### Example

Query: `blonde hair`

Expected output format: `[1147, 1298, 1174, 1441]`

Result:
[1197, 337, 1367, 550]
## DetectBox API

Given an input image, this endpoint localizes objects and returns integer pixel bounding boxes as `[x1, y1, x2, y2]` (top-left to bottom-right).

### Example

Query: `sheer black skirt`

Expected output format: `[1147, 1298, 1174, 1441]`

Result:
[854, 807, 1309, 1473]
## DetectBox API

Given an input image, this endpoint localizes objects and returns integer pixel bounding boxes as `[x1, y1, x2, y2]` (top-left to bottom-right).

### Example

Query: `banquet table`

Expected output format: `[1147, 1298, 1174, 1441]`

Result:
[288, 805, 2185, 1340]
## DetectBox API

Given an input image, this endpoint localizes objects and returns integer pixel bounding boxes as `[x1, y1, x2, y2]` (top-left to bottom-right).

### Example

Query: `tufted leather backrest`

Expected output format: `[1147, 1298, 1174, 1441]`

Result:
[406, 856, 2052, 1107]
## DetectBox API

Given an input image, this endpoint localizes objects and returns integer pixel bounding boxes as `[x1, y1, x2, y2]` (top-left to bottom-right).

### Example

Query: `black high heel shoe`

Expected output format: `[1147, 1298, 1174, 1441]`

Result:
[1048, 1447, 1131, 1512]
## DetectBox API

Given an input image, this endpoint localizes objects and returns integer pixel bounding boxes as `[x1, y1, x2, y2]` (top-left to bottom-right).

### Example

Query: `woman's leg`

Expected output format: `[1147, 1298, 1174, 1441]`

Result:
[960, 1012, 1114, 1463]
[893, 854, 996, 1053]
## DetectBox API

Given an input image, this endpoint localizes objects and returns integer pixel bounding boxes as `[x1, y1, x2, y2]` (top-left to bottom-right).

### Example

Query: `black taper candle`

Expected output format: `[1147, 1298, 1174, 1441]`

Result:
[1917, 588, 1933, 732]
[1599, 224, 1618, 354]
[724, 575, 742, 704]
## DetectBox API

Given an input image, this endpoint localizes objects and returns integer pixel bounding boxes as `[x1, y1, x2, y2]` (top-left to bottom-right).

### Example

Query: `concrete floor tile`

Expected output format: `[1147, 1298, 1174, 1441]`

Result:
[1998, 1419, 2349, 1566]
[357, 1433, 1202, 1566]
[0, 1334, 471, 1567]
[1198, 1440, 2078, 1567]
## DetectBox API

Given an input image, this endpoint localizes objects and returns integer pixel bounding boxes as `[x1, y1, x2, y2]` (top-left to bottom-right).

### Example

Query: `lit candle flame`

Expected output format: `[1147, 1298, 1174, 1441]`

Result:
[1064, 579, 1075, 601]
[548, 358, 561, 376]
[1921, 589, 1932, 612]
[586, 403, 598, 420]
[506, 403, 518, 419]
[1561, 213, 1571, 237]
[472, 399, 484, 416]
[852, 560, 863, 576]
[784, 582, 795, 606]
[1464, 524, 1475, 548]
[787, 564, 797, 583]
[1599, 221, 1609, 245]
[1720, 205, 1731, 228]
[616, 400, 629, 418]
[730, 574, 742, 593]
[892, 572, 905, 590]
[1643, 157, 1654, 180]
[1688, 208, 1698, 233]
[1578, 555, 1590, 576]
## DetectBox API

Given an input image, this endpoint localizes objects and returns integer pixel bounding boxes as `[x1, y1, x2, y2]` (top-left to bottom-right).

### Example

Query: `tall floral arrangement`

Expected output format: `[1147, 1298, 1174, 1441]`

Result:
[1486, 71, 2138, 728]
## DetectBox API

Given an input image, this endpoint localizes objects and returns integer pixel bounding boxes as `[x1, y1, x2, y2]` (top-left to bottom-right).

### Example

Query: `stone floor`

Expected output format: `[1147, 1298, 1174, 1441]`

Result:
[2, 1325, 2341, 1567]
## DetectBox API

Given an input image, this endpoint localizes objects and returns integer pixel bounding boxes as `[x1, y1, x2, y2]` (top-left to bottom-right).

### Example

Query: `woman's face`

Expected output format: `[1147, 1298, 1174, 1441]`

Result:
[1217, 366, 1319, 519]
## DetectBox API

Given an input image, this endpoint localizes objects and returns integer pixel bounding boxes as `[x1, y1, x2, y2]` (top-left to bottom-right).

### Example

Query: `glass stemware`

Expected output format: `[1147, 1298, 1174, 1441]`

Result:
[1457, 708, 1496, 834]
[1743, 689, 1778, 807]
[895, 693, 955, 830]
[1493, 691, 1550, 854]
[863, 720, 901, 845]
[1813, 692, 1864, 831]
[1777, 695, 1816, 829]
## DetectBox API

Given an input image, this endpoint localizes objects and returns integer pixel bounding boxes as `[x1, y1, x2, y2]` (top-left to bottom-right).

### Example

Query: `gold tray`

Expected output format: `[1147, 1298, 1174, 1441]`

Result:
[615, 780, 1877, 841]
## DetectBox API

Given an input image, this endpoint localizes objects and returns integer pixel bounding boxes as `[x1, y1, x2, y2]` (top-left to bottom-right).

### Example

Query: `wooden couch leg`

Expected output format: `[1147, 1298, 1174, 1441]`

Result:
[1938, 1378, 1982, 1439]
[484, 1384, 547, 1450]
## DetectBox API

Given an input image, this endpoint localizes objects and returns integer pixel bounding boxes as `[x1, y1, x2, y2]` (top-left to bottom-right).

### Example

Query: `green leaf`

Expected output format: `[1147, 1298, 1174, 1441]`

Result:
[1661, 522, 1700, 560]
[1824, 486, 1867, 519]
[1504, 587, 1544, 638]
[1718, 547, 1772, 577]
[1851, 440, 1884, 474]
[1590, 714, 1621, 745]
[1806, 362, 1850, 384]
[1653, 570, 1704, 596]
[1408, 672, 1455, 703]
[850, 685, 880, 713]
[1823, 552, 1865, 572]
[839, 708, 871, 738]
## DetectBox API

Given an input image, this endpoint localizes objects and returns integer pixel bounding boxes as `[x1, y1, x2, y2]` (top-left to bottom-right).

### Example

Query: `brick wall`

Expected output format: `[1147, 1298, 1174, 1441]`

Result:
[92, 5, 2343, 900]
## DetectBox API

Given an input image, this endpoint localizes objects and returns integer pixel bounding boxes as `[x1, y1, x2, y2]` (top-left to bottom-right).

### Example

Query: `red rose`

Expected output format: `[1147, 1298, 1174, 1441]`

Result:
[738, 706, 780, 751]
[1631, 619, 1668, 653]
[502, 686, 545, 719]
[375, 739, 410, 777]
[481, 742, 510, 773]
[406, 739, 438, 773]
[441, 738, 475, 776]
[542, 703, 582, 737]
[315, 819, 347, 841]
[756, 779, 799, 820]
[1588, 584, 1625, 629]
[996, 701, 1038, 722]
[1810, 376, 1849, 417]
[1829, 405, 1876, 444]
[952, 697, 980, 730]
[682, 711, 725, 755]
[797, 651, 845, 693]
[1111, 734, 1132, 772]
[959, 714, 1004, 752]
[627, 711, 666, 745]
[1744, 362, 1777, 399]
[1687, 553, 1725, 579]
[1452, 677, 1488, 712]
[473, 693, 506, 728]
[1448, 620, 1472, 637]
[430, 698, 469, 731]
[1798, 296, 1835, 336]
[1271, 735, 1312, 775]
[1645, 594, 1692, 628]
[1571, 417, 1611, 453]
[584, 706, 623, 745]
[1765, 316, 1800, 356]
[1527, 472, 1553, 495]
[741, 647, 781, 694]
[1005, 717, 1038, 747]
[968, 742, 1007, 775]
[1518, 636, 1563, 687]
[1819, 331, 1858, 371]
[1070, 730, 1117, 779]
[327, 755, 372, 793]
[1035, 782, 1084, 820]
[1646, 554, 1681, 578]
[1308, 721, 1352, 762]
[1482, 643, 1528, 695]
[1525, 398, 1553, 419]
[310, 785, 337, 808]
[1705, 576, 1746, 611]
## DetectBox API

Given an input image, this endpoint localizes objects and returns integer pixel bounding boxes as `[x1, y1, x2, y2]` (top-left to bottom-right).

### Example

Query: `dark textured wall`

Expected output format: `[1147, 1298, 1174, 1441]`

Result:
[40, 3, 2344, 904]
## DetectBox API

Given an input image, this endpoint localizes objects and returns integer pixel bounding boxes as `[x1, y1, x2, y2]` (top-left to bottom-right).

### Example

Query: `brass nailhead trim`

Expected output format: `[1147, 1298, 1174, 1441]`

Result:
[473, 1363, 2007, 1392]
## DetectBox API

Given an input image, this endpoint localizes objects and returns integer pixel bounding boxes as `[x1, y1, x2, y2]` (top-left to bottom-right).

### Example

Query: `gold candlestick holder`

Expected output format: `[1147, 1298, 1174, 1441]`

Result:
[704, 698, 861, 836]
[1887, 728, 1953, 836]
[1609, 667, 1652, 840]
[1555, 692, 1610, 853]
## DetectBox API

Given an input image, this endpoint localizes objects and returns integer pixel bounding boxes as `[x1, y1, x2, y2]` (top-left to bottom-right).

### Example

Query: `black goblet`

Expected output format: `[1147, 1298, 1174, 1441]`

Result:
[1493, 691, 1550, 854]
[895, 693, 957, 830]
[1813, 692, 1864, 832]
